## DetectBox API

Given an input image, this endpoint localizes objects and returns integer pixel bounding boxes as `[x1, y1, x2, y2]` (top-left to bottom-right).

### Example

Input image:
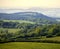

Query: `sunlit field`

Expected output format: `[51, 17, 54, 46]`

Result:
[3, 20, 35, 24]
[0, 42, 60, 49]
[0, 28, 21, 33]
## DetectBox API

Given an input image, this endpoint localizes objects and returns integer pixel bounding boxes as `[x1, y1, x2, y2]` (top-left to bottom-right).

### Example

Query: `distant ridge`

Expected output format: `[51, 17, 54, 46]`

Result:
[0, 12, 57, 24]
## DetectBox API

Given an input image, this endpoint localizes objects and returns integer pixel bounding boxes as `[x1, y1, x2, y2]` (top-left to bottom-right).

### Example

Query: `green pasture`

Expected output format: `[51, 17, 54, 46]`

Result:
[0, 42, 60, 49]
[3, 20, 35, 24]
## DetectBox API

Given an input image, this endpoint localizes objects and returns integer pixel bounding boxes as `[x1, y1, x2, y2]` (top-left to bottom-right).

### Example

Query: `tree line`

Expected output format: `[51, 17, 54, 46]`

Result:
[0, 20, 60, 42]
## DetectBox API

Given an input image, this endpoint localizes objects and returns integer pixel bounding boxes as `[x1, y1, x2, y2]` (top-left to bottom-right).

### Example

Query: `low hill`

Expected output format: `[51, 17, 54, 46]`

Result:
[0, 12, 57, 24]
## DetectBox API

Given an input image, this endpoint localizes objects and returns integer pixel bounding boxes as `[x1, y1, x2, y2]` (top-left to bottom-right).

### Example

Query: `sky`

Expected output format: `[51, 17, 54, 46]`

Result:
[0, 0, 60, 18]
[0, 0, 60, 9]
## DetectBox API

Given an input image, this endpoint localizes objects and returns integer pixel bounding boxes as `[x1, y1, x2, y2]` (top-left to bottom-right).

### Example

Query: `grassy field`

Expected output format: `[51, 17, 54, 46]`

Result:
[0, 28, 21, 33]
[32, 36, 60, 41]
[27, 36, 60, 41]
[8, 29, 20, 33]
[0, 42, 60, 49]
[42, 36, 60, 41]
[3, 20, 35, 24]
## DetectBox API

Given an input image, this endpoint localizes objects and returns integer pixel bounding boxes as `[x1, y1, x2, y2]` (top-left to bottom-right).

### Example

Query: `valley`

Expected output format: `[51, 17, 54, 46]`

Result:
[0, 12, 60, 49]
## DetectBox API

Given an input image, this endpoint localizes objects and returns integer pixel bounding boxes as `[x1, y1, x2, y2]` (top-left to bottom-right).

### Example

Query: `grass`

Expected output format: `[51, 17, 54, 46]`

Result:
[0, 28, 21, 33]
[24, 36, 60, 43]
[42, 36, 60, 41]
[8, 29, 20, 33]
[0, 42, 60, 49]
[28, 36, 60, 41]
[3, 20, 35, 24]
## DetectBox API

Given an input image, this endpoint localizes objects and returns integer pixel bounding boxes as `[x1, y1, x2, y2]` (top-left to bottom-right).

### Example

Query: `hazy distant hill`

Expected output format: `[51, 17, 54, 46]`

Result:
[0, 8, 60, 18]
[0, 12, 57, 24]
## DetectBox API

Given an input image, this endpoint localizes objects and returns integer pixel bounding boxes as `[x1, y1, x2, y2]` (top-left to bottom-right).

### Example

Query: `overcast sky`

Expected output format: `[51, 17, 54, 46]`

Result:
[0, 0, 60, 18]
[0, 0, 60, 9]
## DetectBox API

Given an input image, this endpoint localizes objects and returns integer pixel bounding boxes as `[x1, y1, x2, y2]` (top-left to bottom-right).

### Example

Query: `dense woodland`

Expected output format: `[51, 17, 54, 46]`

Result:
[0, 20, 60, 42]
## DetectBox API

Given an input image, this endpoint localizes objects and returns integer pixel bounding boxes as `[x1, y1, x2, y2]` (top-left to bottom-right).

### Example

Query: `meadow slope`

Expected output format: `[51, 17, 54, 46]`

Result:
[0, 42, 60, 49]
